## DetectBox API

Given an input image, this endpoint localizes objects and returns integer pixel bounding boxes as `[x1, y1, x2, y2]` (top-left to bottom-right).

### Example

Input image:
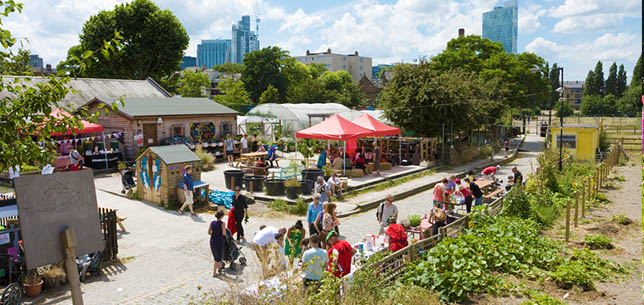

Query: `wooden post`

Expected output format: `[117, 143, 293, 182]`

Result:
[409, 243, 416, 262]
[595, 171, 599, 194]
[250, 180, 254, 194]
[581, 181, 586, 218]
[574, 191, 579, 227]
[565, 199, 571, 242]
[62, 228, 84, 305]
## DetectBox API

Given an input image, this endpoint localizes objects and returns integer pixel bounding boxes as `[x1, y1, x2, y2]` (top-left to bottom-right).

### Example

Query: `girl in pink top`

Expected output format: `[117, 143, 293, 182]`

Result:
[433, 178, 448, 208]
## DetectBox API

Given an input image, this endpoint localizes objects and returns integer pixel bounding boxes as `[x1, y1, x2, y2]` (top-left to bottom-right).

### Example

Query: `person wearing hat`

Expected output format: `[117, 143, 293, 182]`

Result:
[231, 186, 249, 242]
[458, 178, 473, 213]
[481, 165, 501, 180]
[376, 194, 398, 235]
[307, 193, 323, 238]
[325, 231, 356, 278]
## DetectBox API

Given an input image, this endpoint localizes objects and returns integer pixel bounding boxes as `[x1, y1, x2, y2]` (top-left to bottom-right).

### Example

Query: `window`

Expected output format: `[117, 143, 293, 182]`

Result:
[223, 123, 231, 136]
[172, 125, 183, 136]
[360, 66, 363, 70]
[556, 134, 576, 148]
[360, 58, 363, 63]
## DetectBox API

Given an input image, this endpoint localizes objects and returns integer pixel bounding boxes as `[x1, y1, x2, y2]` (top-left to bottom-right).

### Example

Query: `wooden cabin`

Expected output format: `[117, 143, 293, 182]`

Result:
[135, 145, 201, 206]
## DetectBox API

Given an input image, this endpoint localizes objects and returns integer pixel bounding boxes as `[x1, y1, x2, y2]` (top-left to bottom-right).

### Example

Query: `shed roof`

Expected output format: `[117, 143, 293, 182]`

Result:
[0, 76, 170, 109]
[145, 145, 200, 164]
[247, 103, 350, 122]
[552, 124, 598, 129]
[92, 96, 237, 118]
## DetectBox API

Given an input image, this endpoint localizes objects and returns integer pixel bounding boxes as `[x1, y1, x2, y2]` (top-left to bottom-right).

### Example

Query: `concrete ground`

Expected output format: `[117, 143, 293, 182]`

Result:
[31, 131, 545, 305]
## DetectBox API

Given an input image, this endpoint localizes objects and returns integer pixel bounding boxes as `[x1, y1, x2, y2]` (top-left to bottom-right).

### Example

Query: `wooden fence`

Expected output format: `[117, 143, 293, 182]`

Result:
[366, 140, 622, 284]
[99, 207, 119, 262]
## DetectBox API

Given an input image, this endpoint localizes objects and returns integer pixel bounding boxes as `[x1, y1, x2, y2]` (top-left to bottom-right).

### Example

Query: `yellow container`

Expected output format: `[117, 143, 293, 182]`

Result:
[550, 124, 599, 161]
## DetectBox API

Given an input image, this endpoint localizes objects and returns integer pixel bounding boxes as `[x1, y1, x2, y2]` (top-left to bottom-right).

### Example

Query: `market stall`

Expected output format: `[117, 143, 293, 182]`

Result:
[351, 113, 401, 165]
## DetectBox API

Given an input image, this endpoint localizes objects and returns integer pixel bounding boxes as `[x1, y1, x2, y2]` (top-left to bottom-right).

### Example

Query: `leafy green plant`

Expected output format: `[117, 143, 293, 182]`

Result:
[323, 165, 333, 177]
[502, 187, 532, 220]
[284, 178, 301, 188]
[194, 147, 216, 171]
[617, 175, 625, 181]
[550, 260, 594, 290]
[408, 215, 421, 227]
[268, 198, 307, 216]
[521, 289, 568, 305]
[611, 214, 633, 225]
[584, 234, 613, 249]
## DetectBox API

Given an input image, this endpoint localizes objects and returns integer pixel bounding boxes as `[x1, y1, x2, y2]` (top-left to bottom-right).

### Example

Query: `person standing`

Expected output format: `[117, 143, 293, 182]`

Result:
[433, 178, 447, 208]
[7, 165, 19, 188]
[459, 178, 473, 213]
[314, 176, 330, 203]
[512, 166, 523, 186]
[251, 133, 259, 152]
[503, 139, 510, 157]
[469, 177, 484, 207]
[178, 165, 196, 216]
[373, 141, 381, 176]
[69, 148, 84, 171]
[225, 134, 235, 167]
[376, 194, 398, 235]
[301, 234, 328, 290]
[251, 226, 286, 278]
[307, 193, 323, 237]
[208, 210, 226, 277]
[285, 220, 306, 262]
[231, 186, 248, 242]
[316, 148, 327, 169]
[241, 134, 249, 153]
[446, 175, 457, 191]
[325, 231, 356, 278]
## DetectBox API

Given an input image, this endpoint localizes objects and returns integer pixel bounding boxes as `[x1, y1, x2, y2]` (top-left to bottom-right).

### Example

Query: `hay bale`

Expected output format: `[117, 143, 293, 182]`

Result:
[380, 162, 392, 171]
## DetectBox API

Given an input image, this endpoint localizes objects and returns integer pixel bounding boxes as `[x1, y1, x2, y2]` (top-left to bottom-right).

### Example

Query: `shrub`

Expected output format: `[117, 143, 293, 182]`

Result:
[408, 215, 421, 227]
[551, 261, 594, 290]
[521, 289, 568, 305]
[195, 147, 216, 171]
[584, 234, 613, 249]
[611, 214, 633, 225]
[502, 187, 532, 220]
[268, 198, 307, 216]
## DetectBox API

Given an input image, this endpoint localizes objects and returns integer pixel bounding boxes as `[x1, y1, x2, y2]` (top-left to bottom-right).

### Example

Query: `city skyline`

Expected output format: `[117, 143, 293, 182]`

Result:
[3, 0, 641, 81]
[482, 0, 518, 54]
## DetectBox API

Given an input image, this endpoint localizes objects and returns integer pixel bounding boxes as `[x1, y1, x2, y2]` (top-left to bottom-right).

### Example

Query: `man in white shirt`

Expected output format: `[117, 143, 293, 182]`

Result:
[327, 173, 342, 197]
[8, 166, 19, 188]
[376, 194, 398, 235]
[241, 134, 249, 153]
[252, 225, 286, 277]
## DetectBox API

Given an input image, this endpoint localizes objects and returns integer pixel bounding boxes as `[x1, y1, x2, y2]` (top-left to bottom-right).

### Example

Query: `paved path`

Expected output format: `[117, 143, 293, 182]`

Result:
[31, 132, 544, 305]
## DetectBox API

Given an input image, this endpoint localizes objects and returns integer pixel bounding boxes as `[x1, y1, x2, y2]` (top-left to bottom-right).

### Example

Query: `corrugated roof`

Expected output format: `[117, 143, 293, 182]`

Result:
[148, 145, 200, 164]
[95, 96, 237, 117]
[552, 124, 598, 128]
[0, 76, 170, 109]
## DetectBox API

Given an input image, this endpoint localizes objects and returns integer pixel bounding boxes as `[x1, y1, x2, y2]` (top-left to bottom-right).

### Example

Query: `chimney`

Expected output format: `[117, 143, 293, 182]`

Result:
[354, 51, 358, 56]
[327, 48, 331, 54]
[306, 50, 310, 56]
[458, 28, 465, 37]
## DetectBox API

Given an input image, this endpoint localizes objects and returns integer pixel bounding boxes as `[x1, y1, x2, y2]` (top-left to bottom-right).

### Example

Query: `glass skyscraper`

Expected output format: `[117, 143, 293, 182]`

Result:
[482, 0, 518, 54]
[231, 15, 259, 64]
[29, 54, 43, 68]
[197, 39, 231, 68]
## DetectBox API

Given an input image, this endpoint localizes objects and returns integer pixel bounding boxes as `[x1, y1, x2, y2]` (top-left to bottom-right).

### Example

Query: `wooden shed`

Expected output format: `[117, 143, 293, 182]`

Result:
[135, 144, 201, 206]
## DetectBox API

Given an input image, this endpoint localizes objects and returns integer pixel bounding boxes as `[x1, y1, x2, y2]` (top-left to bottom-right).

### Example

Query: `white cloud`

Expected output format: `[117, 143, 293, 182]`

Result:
[553, 13, 623, 33]
[275, 35, 311, 51]
[525, 37, 563, 55]
[518, 5, 546, 34]
[549, 0, 640, 18]
[277, 8, 323, 34]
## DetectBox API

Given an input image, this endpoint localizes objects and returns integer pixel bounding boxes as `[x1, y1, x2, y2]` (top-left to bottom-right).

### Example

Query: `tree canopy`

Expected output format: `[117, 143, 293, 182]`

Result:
[1, 49, 31, 75]
[212, 62, 244, 74]
[178, 70, 209, 97]
[605, 62, 617, 97]
[615, 64, 627, 98]
[241, 46, 289, 103]
[59, 0, 189, 80]
[630, 55, 641, 88]
[213, 77, 252, 112]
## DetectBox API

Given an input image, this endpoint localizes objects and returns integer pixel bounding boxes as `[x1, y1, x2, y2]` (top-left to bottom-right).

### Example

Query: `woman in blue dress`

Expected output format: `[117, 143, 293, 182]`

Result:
[208, 210, 226, 277]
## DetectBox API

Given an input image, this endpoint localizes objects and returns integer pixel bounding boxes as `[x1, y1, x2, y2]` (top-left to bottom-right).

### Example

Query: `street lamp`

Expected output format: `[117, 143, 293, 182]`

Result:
[555, 67, 564, 171]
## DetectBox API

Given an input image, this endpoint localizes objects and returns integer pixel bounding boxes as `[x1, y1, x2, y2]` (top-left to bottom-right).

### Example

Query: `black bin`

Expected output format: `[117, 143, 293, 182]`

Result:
[243, 175, 265, 192]
[224, 170, 244, 190]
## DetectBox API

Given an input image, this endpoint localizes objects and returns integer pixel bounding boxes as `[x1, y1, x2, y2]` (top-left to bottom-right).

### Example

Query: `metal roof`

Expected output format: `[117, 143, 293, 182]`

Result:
[93, 96, 237, 118]
[0, 76, 170, 109]
[147, 145, 200, 164]
[552, 124, 598, 128]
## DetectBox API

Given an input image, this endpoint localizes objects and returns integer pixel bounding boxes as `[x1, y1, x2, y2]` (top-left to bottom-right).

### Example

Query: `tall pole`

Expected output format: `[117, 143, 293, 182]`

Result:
[559, 68, 564, 171]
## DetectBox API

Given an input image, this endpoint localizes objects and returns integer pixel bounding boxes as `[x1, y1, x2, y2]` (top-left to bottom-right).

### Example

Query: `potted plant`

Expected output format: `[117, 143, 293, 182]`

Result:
[24, 269, 43, 297]
[323, 165, 333, 181]
[264, 178, 285, 196]
[284, 178, 301, 200]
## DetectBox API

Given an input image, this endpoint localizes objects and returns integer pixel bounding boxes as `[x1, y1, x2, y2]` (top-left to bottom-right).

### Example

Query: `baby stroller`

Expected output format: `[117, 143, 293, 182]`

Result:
[120, 166, 136, 194]
[223, 229, 247, 270]
[77, 251, 102, 282]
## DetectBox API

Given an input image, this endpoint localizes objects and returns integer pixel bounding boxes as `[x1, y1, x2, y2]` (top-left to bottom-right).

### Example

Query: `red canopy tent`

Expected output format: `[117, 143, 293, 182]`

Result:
[351, 113, 400, 137]
[48, 109, 104, 136]
[296, 114, 373, 175]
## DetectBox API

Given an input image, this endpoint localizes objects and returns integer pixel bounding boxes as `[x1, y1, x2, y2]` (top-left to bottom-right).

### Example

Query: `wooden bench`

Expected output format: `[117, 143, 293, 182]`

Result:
[240, 165, 268, 176]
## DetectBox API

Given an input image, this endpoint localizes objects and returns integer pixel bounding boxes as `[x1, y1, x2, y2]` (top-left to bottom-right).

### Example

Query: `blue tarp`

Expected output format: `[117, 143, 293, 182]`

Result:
[208, 190, 234, 210]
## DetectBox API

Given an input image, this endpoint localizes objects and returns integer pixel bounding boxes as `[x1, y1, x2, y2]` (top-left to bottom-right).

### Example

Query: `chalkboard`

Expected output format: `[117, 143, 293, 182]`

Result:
[13, 170, 102, 269]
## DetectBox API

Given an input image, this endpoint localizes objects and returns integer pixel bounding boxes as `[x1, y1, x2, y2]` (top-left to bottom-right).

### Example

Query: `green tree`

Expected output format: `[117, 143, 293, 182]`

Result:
[554, 100, 574, 117]
[582, 70, 599, 96]
[616, 84, 642, 116]
[548, 63, 561, 109]
[605, 62, 617, 96]
[213, 78, 251, 111]
[212, 62, 244, 74]
[581, 94, 617, 116]
[307, 63, 328, 79]
[177, 70, 209, 97]
[259, 84, 280, 104]
[592, 61, 605, 96]
[0, 1, 121, 171]
[615, 64, 627, 98]
[1, 49, 31, 75]
[56, 45, 83, 76]
[63, 0, 189, 80]
[156, 72, 180, 95]
[241, 46, 289, 103]
[630, 55, 641, 88]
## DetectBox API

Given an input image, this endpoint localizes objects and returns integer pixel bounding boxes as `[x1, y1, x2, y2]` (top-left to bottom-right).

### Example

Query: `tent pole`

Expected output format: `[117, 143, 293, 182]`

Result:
[295, 138, 298, 164]
[399, 135, 401, 166]
[343, 140, 346, 176]
[103, 131, 108, 169]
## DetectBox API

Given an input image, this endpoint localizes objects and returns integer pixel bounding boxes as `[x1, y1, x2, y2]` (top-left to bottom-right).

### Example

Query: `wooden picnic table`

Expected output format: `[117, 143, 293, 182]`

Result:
[235, 152, 268, 167]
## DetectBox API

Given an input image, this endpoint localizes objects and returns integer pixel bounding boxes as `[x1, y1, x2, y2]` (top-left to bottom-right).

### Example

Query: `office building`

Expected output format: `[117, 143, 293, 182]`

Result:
[563, 81, 584, 109]
[231, 16, 259, 64]
[180, 56, 196, 70]
[29, 54, 43, 69]
[197, 40, 231, 68]
[482, 0, 518, 54]
[295, 49, 372, 82]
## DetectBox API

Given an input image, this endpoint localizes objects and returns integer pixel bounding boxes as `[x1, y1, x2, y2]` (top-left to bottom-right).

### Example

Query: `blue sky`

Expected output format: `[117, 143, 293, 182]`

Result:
[5, 0, 641, 81]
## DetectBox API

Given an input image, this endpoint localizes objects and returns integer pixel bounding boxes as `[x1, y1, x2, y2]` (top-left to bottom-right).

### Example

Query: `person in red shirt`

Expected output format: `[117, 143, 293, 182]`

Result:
[385, 223, 408, 252]
[325, 231, 356, 278]
[481, 165, 500, 179]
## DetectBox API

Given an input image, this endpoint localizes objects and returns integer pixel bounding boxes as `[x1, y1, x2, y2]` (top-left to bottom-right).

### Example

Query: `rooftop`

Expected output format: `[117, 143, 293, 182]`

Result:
[91, 96, 237, 118]
[145, 145, 199, 164]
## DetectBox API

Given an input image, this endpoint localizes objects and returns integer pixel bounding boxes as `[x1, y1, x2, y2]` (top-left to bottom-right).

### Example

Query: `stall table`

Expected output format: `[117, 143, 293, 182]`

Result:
[84, 152, 123, 169]
[405, 216, 432, 239]
[235, 152, 268, 168]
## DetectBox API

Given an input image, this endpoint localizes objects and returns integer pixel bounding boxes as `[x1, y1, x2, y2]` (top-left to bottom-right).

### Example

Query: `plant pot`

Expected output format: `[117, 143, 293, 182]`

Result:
[264, 179, 285, 196]
[285, 186, 300, 200]
[301, 179, 314, 195]
[301, 169, 324, 183]
[243, 175, 265, 192]
[24, 280, 43, 297]
[223, 170, 244, 190]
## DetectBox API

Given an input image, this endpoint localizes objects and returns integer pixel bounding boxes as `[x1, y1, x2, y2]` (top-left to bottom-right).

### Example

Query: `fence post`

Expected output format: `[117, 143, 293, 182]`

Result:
[581, 181, 586, 218]
[565, 199, 571, 242]
[574, 191, 579, 227]
[409, 243, 416, 262]
[595, 170, 600, 195]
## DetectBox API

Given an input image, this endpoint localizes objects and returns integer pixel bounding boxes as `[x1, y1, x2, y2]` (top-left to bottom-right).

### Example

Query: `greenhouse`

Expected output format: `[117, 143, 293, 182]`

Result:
[246, 103, 351, 136]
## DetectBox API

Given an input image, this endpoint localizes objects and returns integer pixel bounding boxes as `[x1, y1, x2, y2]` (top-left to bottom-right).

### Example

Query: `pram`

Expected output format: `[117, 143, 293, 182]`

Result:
[77, 251, 102, 282]
[120, 166, 136, 194]
[223, 229, 247, 270]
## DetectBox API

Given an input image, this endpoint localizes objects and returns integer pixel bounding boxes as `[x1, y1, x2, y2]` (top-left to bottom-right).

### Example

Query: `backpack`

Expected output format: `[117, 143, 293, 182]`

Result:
[376, 203, 384, 222]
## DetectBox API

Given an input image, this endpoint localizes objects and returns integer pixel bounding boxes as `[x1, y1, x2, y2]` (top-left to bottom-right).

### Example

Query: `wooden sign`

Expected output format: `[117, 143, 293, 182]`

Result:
[14, 170, 102, 269]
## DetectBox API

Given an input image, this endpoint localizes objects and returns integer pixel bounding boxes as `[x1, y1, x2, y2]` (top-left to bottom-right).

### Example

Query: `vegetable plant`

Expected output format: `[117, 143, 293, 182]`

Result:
[584, 234, 613, 249]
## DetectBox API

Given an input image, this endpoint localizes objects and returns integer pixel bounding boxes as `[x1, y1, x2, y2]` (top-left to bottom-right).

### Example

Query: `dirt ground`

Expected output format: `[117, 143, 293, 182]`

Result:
[470, 159, 642, 305]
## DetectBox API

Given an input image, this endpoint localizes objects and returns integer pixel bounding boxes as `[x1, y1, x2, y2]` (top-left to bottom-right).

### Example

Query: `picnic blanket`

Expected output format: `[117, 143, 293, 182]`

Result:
[208, 190, 234, 210]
